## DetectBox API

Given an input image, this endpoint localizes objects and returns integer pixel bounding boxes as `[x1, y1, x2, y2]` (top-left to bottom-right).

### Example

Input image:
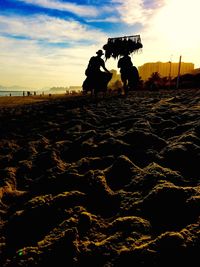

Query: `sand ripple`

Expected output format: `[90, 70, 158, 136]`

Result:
[0, 89, 200, 266]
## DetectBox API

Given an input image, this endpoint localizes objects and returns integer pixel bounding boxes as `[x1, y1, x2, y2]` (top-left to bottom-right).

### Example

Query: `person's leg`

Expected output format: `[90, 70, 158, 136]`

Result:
[128, 68, 137, 91]
[92, 72, 100, 97]
[123, 78, 129, 95]
[121, 73, 128, 95]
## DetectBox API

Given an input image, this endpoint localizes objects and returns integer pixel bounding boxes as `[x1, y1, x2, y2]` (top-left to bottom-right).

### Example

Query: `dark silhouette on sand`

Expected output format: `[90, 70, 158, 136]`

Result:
[118, 51, 139, 94]
[82, 50, 112, 96]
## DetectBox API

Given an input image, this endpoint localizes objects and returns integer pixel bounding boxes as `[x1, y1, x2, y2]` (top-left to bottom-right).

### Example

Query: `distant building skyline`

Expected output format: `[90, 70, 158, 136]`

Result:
[138, 62, 195, 81]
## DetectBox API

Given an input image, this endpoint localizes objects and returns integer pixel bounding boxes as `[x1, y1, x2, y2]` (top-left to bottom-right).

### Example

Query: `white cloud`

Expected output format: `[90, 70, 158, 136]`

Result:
[111, 0, 165, 25]
[16, 0, 100, 17]
[0, 35, 106, 88]
[86, 16, 120, 23]
[0, 14, 107, 43]
[0, 12, 109, 88]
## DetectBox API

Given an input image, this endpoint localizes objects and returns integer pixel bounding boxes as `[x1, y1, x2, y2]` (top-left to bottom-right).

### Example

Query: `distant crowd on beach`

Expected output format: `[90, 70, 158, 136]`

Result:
[24, 91, 37, 96]
[0, 89, 82, 98]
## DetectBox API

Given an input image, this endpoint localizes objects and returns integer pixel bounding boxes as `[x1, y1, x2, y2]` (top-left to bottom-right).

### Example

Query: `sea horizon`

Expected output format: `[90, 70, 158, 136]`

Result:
[0, 89, 82, 97]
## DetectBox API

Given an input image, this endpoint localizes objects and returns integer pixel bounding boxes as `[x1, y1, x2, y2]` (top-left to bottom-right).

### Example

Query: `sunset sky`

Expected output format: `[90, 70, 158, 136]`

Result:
[0, 0, 200, 89]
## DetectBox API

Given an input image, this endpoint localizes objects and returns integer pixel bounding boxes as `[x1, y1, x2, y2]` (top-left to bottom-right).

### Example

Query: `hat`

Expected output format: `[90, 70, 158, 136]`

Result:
[96, 49, 104, 55]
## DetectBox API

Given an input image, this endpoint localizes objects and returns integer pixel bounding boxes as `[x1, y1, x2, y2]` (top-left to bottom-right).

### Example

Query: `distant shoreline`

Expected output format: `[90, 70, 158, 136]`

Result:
[0, 89, 81, 97]
[0, 91, 71, 97]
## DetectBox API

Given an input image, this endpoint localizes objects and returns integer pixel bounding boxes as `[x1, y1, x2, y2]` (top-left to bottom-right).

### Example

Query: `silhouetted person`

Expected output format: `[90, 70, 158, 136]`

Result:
[129, 66, 140, 91]
[83, 50, 112, 96]
[117, 51, 134, 95]
[86, 49, 110, 76]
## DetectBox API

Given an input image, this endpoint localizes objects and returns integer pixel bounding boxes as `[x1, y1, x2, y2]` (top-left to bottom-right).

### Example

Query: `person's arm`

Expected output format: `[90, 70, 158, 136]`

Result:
[117, 60, 121, 68]
[103, 65, 110, 73]
[101, 59, 110, 73]
[117, 58, 122, 69]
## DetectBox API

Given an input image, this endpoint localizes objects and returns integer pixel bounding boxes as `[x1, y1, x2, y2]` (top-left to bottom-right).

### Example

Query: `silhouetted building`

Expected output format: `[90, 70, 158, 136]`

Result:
[138, 62, 194, 81]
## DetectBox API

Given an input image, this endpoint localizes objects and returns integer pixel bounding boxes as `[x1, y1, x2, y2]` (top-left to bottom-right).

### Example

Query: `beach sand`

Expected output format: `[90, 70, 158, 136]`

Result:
[0, 94, 78, 107]
[0, 89, 200, 266]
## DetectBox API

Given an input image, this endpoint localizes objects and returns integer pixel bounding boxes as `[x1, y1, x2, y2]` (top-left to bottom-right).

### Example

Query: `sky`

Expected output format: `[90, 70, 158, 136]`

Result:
[0, 0, 200, 89]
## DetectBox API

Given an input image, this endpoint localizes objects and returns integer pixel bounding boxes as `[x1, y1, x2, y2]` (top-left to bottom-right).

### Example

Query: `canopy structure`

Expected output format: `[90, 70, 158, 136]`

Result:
[103, 35, 143, 60]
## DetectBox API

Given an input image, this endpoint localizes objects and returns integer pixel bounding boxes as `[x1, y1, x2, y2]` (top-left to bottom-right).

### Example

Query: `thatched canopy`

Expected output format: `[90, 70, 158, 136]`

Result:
[103, 35, 143, 60]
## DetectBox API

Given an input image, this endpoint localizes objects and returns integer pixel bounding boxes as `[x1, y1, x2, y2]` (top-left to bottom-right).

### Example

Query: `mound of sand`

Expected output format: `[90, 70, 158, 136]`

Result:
[0, 89, 200, 266]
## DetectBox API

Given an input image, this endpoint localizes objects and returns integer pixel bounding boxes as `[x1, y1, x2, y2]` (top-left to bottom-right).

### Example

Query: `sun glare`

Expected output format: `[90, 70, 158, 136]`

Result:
[153, 0, 200, 59]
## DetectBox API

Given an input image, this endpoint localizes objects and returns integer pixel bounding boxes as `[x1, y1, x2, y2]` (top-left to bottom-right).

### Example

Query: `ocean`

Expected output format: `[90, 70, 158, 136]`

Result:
[0, 91, 25, 97]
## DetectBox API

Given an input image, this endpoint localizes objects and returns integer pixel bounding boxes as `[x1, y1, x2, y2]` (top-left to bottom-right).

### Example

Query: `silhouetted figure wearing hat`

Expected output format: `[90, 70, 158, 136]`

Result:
[83, 50, 112, 96]
[118, 51, 139, 95]
[86, 50, 110, 75]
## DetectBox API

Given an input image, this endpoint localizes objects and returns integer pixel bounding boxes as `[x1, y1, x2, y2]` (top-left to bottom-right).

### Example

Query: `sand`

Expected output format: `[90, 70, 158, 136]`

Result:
[0, 94, 79, 107]
[0, 89, 200, 266]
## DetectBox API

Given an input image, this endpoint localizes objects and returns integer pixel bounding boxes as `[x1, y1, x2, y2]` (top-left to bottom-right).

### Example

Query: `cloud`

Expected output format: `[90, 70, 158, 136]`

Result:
[111, 0, 166, 25]
[0, 12, 109, 88]
[86, 16, 120, 23]
[0, 14, 107, 43]
[15, 0, 105, 17]
[10, 1, 166, 28]
[0, 34, 106, 88]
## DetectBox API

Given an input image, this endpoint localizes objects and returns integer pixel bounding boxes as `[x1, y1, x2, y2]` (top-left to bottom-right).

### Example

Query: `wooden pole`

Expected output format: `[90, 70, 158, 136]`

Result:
[176, 55, 182, 89]
[168, 61, 172, 89]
